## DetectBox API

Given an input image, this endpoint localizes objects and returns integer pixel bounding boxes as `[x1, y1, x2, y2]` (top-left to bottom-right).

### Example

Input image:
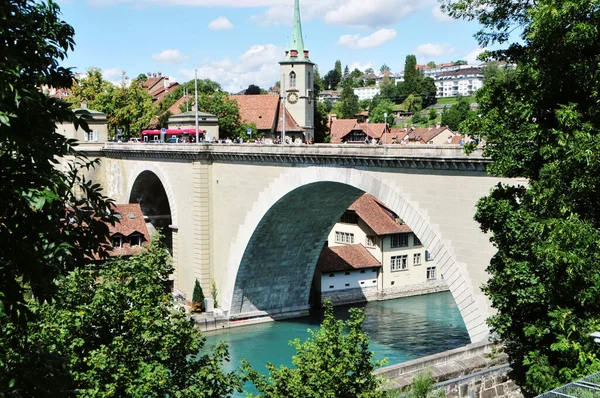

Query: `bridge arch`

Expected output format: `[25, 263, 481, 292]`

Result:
[127, 166, 178, 255]
[222, 166, 489, 343]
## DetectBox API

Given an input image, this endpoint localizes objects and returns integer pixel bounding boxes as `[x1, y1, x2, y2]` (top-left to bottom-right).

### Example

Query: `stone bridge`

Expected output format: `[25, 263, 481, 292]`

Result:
[83, 143, 519, 343]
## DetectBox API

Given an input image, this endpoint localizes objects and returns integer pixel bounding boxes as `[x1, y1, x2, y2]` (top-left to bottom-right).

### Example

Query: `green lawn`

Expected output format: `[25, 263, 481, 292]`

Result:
[435, 96, 475, 106]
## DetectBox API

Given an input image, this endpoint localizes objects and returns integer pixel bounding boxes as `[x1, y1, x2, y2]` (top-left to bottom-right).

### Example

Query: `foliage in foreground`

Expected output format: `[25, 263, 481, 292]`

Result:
[0, 0, 117, 394]
[385, 372, 445, 398]
[33, 238, 242, 397]
[242, 300, 386, 398]
[443, 0, 600, 395]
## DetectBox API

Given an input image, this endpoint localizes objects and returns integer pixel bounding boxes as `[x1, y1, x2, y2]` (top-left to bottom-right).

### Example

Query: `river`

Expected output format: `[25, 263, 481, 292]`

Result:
[203, 291, 470, 395]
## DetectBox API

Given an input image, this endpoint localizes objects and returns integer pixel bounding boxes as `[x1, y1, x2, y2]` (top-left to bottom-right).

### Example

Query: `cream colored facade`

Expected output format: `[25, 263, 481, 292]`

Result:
[326, 218, 436, 295]
[56, 108, 109, 146]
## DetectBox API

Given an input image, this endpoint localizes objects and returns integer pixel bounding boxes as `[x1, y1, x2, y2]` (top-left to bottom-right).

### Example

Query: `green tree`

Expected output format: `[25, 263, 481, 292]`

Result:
[428, 108, 438, 120]
[245, 84, 261, 95]
[427, 61, 437, 68]
[201, 92, 243, 138]
[350, 68, 363, 79]
[443, 0, 600, 394]
[323, 69, 341, 90]
[370, 99, 395, 124]
[402, 55, 419, 94]
[313, 67, 324, 92]
[1, 0, 116, 394]
[68, 68, 114, 112]
[365, 67, 375, 75]
[453, 60, 467, 65]
[335, 60, 342, 79]
[242, 300, 386, 398]
[380, 64, 391, 74]
[402, 94, 423, 114]
[343, 65, 350, 79]
[157, 78, 222, 116]
[338, 79, 360, 119]
[379, 76, 396, 102]
[33, 239, 241, 396]
[193, 279, 205, 312]
[440, 97, 470, 131]
[109, 74, 155, 137]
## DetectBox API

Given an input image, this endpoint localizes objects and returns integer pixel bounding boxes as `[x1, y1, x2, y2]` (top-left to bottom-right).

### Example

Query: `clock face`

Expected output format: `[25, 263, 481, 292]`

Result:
[287, 92, 299, 104]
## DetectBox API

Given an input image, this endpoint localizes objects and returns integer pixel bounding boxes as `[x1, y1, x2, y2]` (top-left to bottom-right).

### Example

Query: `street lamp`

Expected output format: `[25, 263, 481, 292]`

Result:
[384, 112, 388, 145]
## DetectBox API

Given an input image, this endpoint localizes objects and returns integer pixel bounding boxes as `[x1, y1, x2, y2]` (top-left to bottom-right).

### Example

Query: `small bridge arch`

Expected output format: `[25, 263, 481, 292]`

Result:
[222, 166, 489, 343]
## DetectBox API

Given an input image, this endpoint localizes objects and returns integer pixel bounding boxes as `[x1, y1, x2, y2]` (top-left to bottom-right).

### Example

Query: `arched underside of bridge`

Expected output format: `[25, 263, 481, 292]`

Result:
[128, 170, 173, 252]
[225, 167, 490, 343]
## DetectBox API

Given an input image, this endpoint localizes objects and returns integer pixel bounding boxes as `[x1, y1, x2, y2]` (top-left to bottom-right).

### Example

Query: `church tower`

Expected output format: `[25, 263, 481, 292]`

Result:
[280, 0, 314, 141]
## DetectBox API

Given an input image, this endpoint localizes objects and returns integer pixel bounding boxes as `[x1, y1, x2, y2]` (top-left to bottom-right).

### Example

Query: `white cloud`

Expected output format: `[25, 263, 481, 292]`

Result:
[102, 67, 127, 86]
[432, 6, 455, 22]
[348, 62, 375, 72]
[415, 43, 455, 58]
[89, 0, 434, 29]
[324, 0, 434, 28]
[179, 44, 282, 93]
[208, 16, 234, 30]
[151, 49, 190, 64]
[463, 47, 487, 64]
[337, 29, 397, 50]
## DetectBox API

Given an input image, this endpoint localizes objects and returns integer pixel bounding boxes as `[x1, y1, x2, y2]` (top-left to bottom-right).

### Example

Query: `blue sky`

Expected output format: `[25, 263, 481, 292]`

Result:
[56, 0, 488, 93]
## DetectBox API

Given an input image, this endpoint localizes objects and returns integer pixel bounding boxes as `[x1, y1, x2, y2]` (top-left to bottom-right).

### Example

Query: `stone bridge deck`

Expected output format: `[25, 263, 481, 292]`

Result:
[99, 143, 489, 170]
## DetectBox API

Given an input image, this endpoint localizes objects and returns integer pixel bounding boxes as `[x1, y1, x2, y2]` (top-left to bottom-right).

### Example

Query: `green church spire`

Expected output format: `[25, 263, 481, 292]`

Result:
[282, 0, 310, 62]
[289, 0, 305, 54]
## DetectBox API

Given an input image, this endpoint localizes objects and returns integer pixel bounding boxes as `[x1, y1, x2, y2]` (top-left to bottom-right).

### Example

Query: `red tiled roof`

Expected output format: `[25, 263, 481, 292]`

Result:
[166, 95, 189, 116]
[390, 128, 408, 142]
[106, 204, 150, 257]
[150, 82, 179, 102]
[444, 135, 464, 144]
[349, 194, 412, 235]
[317, 244, 381, 273]
[328, 119, 389, 143]
[230, 94, 303, 132]
[230, 94, 279, 131]
[143, 77, 163, 91]
[406, 126, 454, 144]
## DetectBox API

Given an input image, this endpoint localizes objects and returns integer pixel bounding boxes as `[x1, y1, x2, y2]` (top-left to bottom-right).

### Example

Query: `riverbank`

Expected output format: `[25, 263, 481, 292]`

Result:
[193, 283, 450, 333]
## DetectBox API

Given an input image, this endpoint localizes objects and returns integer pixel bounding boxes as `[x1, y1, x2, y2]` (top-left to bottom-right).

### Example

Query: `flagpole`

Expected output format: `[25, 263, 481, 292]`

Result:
[195, 69, 199, 144]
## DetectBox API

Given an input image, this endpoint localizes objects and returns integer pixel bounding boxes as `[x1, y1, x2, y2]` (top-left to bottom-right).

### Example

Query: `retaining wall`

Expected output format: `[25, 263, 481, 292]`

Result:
[377, 341, 523, 398]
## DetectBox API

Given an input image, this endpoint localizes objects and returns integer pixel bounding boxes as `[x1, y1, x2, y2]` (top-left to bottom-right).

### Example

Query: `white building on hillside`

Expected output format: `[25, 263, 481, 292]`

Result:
[353, 86, 381, 101]
[313, 194, 446, 306]
[435, 67, 484, 98]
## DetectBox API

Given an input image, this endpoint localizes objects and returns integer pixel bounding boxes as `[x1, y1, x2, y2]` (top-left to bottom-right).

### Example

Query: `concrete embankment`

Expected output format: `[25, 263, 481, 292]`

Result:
[377, 341, 523, 398]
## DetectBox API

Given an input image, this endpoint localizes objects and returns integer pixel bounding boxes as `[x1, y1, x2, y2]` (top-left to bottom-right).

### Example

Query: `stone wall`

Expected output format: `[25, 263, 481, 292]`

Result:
[320, 281, 449, 307]
[377, 341, 523, 398]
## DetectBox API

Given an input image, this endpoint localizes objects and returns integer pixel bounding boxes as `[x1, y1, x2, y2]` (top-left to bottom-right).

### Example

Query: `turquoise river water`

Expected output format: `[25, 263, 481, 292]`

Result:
[203, 291, 470, 395]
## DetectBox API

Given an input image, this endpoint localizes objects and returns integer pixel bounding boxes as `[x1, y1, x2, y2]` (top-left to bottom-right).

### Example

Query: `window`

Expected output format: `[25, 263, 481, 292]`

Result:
[391, 234, 409, 248]
[345, 283, 350, 287]
[360, 270, 365, 274]
[329, 285, 334, 289]
[391, 255, 408, 271]
[345, 271, 351, 275]
[84, 129, 99, 142]
[340, 211, 358, 224]
[289, 71, 296, 88]
[391, 281, 395, 286]
[365, 235, 376, 247]
[335, 231, 354, 244]
[425, 250, 434, 261]
[111, 235, 123, 248]
[329, 273, 335, 277]
[427, 266, 436, 280]
[413, 235, 422, 246]
[413, 253, 422, 266]
[372, 268, 377, 272]
[130, 234, 142, 247]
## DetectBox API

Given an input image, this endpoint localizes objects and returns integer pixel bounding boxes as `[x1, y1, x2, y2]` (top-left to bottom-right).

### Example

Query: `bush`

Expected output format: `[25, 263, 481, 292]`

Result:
[192, 279, 205, 312]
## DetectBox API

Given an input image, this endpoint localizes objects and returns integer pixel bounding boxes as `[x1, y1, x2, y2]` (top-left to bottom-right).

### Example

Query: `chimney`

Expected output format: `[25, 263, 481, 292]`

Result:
[153, 73, 157, 78]
[163, 77, 169, 90]
[158, 72, 162, 77]
[147, 72, 151, 77]
[81, 99, 87, 109]
[436, 121, 441, 129]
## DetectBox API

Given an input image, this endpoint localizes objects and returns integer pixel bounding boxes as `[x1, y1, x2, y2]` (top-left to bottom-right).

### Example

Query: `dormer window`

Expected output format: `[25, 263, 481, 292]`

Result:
[112, 235, 123, 249]
[289, 71, 296, 88]
[130, 234, 143, 247]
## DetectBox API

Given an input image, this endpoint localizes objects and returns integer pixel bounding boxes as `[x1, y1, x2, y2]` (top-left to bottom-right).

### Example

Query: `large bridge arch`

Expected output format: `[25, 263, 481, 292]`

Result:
[125, 164, 178, 225]
[222, 166, 490, 343]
